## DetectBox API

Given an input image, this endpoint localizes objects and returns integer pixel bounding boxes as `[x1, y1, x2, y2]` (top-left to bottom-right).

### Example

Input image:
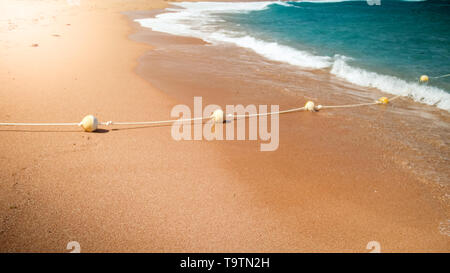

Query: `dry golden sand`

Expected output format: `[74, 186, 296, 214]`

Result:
[0, 0, 448, 252]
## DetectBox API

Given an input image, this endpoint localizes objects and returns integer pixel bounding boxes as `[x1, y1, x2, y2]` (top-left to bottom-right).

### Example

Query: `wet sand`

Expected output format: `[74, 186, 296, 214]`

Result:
[0, 0, 448, 252]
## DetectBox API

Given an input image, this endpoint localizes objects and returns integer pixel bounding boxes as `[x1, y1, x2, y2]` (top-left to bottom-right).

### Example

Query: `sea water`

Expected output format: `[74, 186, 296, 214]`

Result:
[136, 0, 450, 111]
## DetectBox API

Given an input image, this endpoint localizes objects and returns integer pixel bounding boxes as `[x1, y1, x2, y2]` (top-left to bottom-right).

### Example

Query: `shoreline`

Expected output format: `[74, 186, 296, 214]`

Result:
[133, 1, 450, 112]
[127, 5, 450, 251]
[0, 0, 448, 252]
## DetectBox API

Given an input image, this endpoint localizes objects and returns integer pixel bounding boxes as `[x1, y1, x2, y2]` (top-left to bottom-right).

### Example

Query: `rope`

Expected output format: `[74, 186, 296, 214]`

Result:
[431, 73, 450, 79]
[321, 101, 377, 110]
[101, 116, 208, 126]
[0, 95, 402, 128]
[317, 95, 401, 110]
[0, 122, 79, 126]
[230, 106, 306, 119]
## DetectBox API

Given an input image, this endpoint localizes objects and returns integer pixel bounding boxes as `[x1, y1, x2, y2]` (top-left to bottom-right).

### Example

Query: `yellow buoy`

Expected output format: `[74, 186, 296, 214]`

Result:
[80, 115, 98, 132]
[210, 109, 225, 123]
[419, 75, 429, 83]
[378, 97, 389, 105]
[305, 101, 316, 112]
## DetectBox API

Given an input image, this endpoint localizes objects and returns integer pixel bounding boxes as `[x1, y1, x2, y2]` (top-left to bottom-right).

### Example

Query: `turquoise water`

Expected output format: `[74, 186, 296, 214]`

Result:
[136, 0, 450, 110]
[223, 0, 450, 91]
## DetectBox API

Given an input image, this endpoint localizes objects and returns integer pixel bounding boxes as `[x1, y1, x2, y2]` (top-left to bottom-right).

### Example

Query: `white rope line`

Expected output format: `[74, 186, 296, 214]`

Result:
[431, 73, 450, 79]
[321, 95, 402, 110]
[230, 106, 306, 119]
[101, 116, 208, 126]
[0, 95, 402, 128]
[321, 102, 378, 109]
[0, 122, 79, 126]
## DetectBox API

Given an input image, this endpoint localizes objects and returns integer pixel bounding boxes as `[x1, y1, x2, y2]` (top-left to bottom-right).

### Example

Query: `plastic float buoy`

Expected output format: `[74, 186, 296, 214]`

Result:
[305, 101, 316, 112]
[378, 97, 389, 105]
[210, 109, 225, 123]
[419, 75, 429, 83]
[79, 115, 98, 132]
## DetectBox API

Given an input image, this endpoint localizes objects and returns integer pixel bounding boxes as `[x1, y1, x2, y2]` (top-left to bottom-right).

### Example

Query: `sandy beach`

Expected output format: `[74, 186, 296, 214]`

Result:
[0, 0, 448, 252]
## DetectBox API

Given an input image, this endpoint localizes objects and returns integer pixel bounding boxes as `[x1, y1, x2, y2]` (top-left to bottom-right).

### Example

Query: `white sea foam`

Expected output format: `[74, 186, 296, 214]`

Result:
[136, 1, 331, 69]
[136, 1, 449, 111]
[331, 57, 450, 110]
